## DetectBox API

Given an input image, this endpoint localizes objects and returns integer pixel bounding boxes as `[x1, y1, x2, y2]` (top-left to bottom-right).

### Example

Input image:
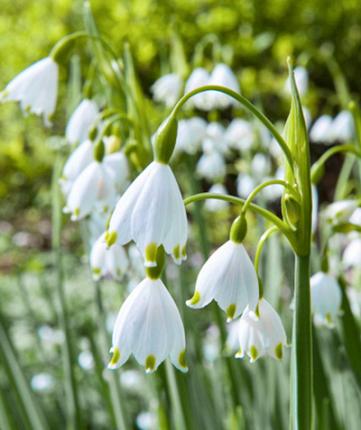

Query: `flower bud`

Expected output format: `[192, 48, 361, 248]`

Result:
[282, 194, 300, 227]
[230, 215, 247, 244]
[153, 115, 178, 164]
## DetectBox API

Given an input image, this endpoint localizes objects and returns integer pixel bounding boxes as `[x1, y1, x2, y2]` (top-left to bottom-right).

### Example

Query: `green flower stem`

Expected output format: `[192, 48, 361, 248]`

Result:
[93, 282, 128, 430]
[184, 192, 296, 249]
[311, 144, 361, 183]
[51, 157, 82, 430]
[171, 85, 294, 172]
[240, 179, 298, 215]
[254, 226, 279, 283]
[290, 253, 312, 430]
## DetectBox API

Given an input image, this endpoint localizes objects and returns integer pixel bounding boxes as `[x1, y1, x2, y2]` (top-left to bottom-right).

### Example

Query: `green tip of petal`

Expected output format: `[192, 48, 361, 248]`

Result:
[145, 242, 158, 265]
[173, 245, 181, 260]
[178, 350, 188, 371]
[235, 347, 243, 359]
[226, 304, 236, 322]
[325, 313, 333, 326]
[73, 207, 80, 218]
[250, 345, 258, 362]
[275, 343, 283, 360]
[181, 245, 187, 259]
[105, 230, 117, 247]
[108, 347, 120, 368]
[145, 355, 156, 373]
[187, 291, 201, 306]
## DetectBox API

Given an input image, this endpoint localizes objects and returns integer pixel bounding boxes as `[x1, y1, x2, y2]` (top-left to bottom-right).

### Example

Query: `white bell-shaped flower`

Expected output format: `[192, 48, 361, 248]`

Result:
[184, 67, 210, 110]
[90, 233, 129, 281]
[225, 119, 255, 151]
[323, 200, 358, 223]
[60, 140, 94, 195]
[151, 73, 183, 108]
[175, 117, 207, 155]
[107, 161, 187, 266]
[203, 122, 229, 154]
[343, 238, 361, 269]
[196, 151, 226, 181]
[66, 99, 99, 145]
[65, 161, 116, 221]
[204, 184, 229, 212]
[237, 173, 255, 199]
[330, 110, 354, 142]
[310, 115, 333, 144]
[1, 57, 58, 126]
[108, 277, 187, 373]
[103, 151, 129, 193]
[207, 63, 240, 109]
[310, 272, 342, 327]
[186, 240, 259, 321]
[236, 298, 287, 362]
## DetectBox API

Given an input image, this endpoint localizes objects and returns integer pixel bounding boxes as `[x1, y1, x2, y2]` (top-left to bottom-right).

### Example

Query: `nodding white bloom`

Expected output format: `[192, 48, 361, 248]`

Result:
[202, 122, 229, 154]
[175, 117, 207, 155]
[225, 119, 254, 151]
[65, 161, 116, 221]
[349, 207, 361, 226]
[1, 57, 58, 127]
[251, 153, 271, 180]
[60, 140, 94, 195]
[237, 173, 255, 199]
[226, 319, 241, 353]
[310, 272, 342, 327]
[184, 67, 210, 110]
[330, 110, 354, 142]
[107, 161, 187, 266]
[347, 288, 361, 319]
[204, 184, 229, 212]
[151, 73, 183, 108]
[207, 63, 240, 109]
[285, 66, 309, 96]
[196, 151, 226, 181]
[108, 277, 187, 373]
[186, 240, 259, 321]
[343, 238, 361, 269]
[90, 234, 128, 281]
[103, 151, 129, 193]
[323, 200, 359, 223]
[66, 99, 99, 145]
[236, 298, 287, 362]
[310, 115, 333, 144]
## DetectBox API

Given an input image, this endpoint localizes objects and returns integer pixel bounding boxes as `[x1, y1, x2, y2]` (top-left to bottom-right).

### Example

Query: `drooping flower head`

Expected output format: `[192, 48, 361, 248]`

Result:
[66, 99, 99, 145]
[1, 57, 58, 126]
[187, 216, 259, 321]
[151, 73, 183, 108]
[310, 272, 342, 327]
[236, 298, 287, 362]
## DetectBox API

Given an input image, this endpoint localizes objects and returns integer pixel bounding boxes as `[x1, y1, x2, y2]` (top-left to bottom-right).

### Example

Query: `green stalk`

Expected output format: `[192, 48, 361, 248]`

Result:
[290, 254, 313, 430]
[93, 281, 128, 430]
[51, 157, 82, 430]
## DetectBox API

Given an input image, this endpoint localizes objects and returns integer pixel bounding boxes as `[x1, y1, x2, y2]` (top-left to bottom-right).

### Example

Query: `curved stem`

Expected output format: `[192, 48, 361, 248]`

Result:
[241, 179, 297, 214]
[170, 85, 294, 172]
[184, 192, 296, 249]
[254, 226, 279, 275]
[311, 144, 361, 183]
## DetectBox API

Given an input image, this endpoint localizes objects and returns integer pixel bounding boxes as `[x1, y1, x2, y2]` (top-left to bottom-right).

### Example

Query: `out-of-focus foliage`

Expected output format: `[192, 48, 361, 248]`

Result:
[1, 0, 361, 224]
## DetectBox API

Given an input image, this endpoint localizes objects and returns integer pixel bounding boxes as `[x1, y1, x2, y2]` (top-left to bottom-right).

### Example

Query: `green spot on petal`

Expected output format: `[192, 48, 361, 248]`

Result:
[178, 350, 187, 369]
[92, 267, 101, 275]
[188, 291, 201, 305]
[226, 304, 236, 321]
[109, 347, 120, 367]
[145, 355, 156, 373]
[73, 207, 80, 218]
[173, 245, 180, 260]
[250, 345, 258, 362]
[145, 242, 158, 265]
[181, 245, 187, 258]
[275, 342, 283, 360]
[105, 230, 117, 247]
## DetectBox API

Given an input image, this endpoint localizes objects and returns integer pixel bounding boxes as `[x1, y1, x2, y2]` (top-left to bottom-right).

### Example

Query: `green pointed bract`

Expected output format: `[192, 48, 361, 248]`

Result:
[153, 114, 178, 164]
